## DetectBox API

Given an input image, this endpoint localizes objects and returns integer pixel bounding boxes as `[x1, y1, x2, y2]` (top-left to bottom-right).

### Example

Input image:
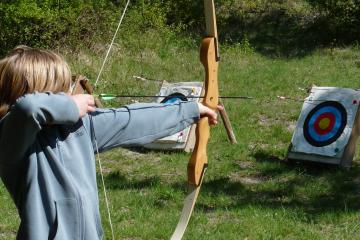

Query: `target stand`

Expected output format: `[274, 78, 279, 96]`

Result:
[287, 87, 360, 168]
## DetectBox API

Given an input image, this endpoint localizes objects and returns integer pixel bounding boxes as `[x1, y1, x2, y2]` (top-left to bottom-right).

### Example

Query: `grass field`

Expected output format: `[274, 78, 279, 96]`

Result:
[1, 38, 360, 239]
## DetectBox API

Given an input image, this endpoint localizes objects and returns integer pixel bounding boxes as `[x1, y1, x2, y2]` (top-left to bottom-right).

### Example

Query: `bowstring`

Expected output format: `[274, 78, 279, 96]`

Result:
[94, 135, 115, 240]
[94, 0, 131, 88]
[93, 1, 131, 239]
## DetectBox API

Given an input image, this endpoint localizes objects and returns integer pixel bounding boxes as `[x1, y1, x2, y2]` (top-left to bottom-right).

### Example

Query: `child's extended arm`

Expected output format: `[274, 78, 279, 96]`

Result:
[87, 101, 201, 152]
[0, 92, 80, 165]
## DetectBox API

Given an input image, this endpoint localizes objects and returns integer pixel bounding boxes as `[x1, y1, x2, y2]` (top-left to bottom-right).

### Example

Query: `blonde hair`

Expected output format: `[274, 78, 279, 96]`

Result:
[0, 46, 72, 118]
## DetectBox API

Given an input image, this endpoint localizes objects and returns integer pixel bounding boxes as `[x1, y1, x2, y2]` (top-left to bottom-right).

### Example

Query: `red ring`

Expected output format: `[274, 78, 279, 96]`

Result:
[313, 112, 335, 135]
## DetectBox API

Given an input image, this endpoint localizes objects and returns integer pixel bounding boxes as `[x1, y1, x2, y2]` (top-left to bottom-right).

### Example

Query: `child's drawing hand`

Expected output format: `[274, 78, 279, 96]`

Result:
[69, 94, 96, 118]
[197, 103, 223, 125]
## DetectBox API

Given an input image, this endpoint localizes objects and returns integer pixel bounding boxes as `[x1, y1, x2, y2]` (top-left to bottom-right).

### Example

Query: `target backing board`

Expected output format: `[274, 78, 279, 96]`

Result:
[144, 82, 203, 152]
[288, 87, 360, 167]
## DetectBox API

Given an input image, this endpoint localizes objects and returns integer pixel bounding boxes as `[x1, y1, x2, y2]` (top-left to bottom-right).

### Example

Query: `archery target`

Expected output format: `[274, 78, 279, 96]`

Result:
[290, 87, 360, 157]
[303, 101, 347, 147]
[144, 82, 203, 151]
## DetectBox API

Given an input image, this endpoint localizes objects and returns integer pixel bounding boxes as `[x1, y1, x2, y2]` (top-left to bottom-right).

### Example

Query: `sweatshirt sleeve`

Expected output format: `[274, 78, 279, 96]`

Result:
[0, 92, 79, 166]
[88, 101, 200, 152]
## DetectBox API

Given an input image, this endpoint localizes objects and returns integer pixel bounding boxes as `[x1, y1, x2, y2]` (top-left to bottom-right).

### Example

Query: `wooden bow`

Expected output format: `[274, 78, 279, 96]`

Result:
[170, 1, 219, 239]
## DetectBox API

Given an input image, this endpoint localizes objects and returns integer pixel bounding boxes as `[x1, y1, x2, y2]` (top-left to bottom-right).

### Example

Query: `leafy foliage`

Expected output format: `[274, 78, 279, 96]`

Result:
[0, 0, 114, 56]
[0, 0, 359, 57]
[308, 0, 360, 43]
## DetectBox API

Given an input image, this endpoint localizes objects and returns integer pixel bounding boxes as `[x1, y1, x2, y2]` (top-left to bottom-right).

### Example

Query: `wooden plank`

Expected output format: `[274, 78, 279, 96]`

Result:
[287, 151, 341, 165]
[184, 125, 197, 153]
[340, 105, 360, 168]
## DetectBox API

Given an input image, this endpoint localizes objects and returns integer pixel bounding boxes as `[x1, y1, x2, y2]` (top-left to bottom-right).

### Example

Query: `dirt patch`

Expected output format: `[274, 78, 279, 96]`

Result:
[238, 176, 264, 184]
[76, 52, 92, 66]
[235, 160, 254, 169]
[230, 172, 264, 184]
[287, 121, 297, 132]
[257, 114, 296, 133]
[119, 148, 161, 162]
[238, 177, 264, 184]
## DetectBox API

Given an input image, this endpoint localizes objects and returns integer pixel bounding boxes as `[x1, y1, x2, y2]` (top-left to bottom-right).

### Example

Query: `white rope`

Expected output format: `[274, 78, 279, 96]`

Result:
[94, 1, 131, 239]
[95, 140, 115, 240]
[94, 0, 131, 88]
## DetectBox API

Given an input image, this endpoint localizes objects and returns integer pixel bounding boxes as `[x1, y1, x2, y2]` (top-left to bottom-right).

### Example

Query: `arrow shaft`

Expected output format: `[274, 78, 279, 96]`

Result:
[99, 94, 252, 99]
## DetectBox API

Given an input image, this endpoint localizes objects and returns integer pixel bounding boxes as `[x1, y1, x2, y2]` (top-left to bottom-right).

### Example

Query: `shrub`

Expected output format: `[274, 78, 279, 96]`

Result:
[0, 0, 115, 56]
[308, 0, 360, 43]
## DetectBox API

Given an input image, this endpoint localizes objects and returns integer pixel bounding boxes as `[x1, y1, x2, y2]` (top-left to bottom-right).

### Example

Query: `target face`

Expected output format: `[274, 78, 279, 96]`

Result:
[303, 101, 347, 147]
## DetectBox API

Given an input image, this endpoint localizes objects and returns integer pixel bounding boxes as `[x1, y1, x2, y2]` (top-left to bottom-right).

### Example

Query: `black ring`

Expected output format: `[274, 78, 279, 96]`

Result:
[160, 93, 188, 103]
[303, 101, 347, 147]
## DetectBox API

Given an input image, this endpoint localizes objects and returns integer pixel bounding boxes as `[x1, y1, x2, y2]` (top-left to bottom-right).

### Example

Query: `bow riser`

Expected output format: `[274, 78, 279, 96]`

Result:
[200, 38, 219, 109]
[187, 37, 219, 186]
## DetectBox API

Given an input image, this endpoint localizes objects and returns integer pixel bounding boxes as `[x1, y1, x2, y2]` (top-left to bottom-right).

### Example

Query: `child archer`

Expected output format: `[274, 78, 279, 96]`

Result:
[0, 46, 218, 239]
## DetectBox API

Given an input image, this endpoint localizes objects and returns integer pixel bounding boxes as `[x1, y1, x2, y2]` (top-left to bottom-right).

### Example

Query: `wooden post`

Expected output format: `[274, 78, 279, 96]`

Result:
[219, 100, 237, 144]
[340, 106, 360, 168]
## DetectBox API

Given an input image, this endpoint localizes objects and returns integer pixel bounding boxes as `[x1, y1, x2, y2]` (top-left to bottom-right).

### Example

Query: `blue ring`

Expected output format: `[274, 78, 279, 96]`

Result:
[307, 106, 342, 142]
[303, 101, 347, 147]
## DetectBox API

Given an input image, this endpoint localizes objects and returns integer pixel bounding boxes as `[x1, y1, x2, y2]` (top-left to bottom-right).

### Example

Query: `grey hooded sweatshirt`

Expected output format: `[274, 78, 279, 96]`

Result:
[0, 92, 200, 240]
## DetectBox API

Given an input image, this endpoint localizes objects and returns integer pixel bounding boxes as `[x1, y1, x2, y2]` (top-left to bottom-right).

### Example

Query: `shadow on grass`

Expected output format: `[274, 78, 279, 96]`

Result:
[194, 149, 360, 218]
[222, 7, 357, 58]
[122, 146, 188, 156]
[99, 147, 360, 219]
[99, 171, 162, 190]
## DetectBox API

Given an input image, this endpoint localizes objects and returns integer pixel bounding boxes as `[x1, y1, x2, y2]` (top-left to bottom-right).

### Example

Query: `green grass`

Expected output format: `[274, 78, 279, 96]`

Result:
[1, 38, 360, 239]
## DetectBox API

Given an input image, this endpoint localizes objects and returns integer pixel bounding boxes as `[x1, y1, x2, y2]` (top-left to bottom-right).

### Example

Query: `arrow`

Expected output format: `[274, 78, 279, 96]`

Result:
[98, 93, 253, 101]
